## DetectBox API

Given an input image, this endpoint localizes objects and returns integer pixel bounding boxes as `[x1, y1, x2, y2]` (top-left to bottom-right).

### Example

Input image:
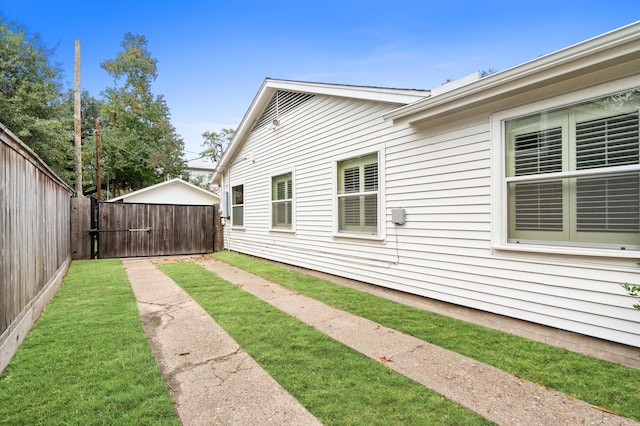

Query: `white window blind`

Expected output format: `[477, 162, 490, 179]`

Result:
[337, 153, 378, 234]
[272, 173, 292, 229]
[505, 88, 640, 249]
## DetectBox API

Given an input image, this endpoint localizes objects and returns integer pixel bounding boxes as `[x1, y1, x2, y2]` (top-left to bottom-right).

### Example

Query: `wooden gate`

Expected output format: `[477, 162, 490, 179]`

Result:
[95, 202, 217, 258]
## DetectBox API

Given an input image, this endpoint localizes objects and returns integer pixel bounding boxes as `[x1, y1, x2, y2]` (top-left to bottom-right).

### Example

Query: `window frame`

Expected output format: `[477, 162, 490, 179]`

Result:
[333, 147, 385, 240]
[230, 183, 245, 229]
[270, 170, 295, 232]
[491, 77, 640, 258]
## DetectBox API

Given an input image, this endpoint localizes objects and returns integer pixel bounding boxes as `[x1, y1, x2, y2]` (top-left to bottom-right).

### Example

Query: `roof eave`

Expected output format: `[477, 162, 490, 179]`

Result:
[212, 78, 431, 184]
[384, 21, 640, 125]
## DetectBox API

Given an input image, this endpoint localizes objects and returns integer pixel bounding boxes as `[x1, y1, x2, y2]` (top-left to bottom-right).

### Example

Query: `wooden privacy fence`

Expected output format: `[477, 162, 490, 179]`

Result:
[95, 202, 219, 258]
[0, 123, 73, 373]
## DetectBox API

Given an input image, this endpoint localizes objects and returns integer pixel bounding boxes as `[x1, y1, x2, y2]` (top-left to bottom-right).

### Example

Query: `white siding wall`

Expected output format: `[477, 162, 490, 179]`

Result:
[222, 94, 640, 348]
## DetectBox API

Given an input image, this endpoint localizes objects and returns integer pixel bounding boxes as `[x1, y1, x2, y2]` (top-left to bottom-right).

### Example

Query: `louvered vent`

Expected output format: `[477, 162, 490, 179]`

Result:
[253, 91, 314, 130]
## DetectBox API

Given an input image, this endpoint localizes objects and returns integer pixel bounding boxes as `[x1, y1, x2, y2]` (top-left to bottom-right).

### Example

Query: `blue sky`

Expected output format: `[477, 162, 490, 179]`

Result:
[1, 1, 638, 159]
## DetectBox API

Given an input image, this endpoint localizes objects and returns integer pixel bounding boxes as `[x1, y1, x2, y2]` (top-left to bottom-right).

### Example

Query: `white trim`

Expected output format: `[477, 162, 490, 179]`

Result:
[332, 145, 386, 241]
[269, 168, 296, 233]
[212, 78, 429, 185]
[385, 21, 640, 124]
[491, 77, 640, 256]
[107, 177, 218, 203]
[230, 181, 246, 230]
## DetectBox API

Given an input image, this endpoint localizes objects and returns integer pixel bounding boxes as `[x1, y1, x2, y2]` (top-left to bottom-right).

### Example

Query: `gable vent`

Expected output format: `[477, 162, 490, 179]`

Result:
[253, 90, 314, 130]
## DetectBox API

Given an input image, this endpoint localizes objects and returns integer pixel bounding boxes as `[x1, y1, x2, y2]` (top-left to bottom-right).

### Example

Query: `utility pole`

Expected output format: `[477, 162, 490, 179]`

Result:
[96, 118, 102, 201]
[74, 39, 82, 196]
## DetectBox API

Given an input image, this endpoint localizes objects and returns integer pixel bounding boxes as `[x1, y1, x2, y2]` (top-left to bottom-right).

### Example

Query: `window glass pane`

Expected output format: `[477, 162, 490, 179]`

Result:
[576, 112, 639, 170]
[337, 153, 379, 234]
[513, 180, 563, 231]
[514, 128, 563, 176]
[272, 201, 292, 228]
[272, 173, 292, 201]
[232, 206, 243, 226]
[343, 167, 360, 193]
[505, 88, 640, 249]
[233, 185, 243, 204]
[364, 194, 378, 227]
[271, 173, 292, 229]
[364, 163, 378, 191]
[232, 184, 244, 226]
[576, 173, 639, 233]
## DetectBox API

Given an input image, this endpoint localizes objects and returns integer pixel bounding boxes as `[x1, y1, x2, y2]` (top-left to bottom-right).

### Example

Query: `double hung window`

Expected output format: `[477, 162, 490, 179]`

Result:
[231, 184, 244, 227]
[271, 173, 293, 229]
[337, 153, 379, 235]
[505, 89, 640, 250]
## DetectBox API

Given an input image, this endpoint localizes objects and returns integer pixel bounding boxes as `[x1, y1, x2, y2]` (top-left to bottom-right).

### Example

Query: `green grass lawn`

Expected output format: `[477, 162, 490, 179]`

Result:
[0, 259, 180, 426]
[160, 261, 492, 426]
[212, 251, 640, 422]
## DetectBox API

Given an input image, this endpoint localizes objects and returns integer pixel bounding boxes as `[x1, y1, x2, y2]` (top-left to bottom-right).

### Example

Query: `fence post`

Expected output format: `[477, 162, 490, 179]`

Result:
[71, 197, 92, 259]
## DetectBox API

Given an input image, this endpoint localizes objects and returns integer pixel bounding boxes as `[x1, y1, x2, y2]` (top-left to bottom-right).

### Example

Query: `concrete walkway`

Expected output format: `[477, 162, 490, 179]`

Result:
[123, 256, 639, 426]
[123, 258, 321, 425]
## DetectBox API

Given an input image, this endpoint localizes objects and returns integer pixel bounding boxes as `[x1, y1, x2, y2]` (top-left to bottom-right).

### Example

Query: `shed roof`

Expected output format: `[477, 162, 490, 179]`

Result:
[108, 177, 218, 203]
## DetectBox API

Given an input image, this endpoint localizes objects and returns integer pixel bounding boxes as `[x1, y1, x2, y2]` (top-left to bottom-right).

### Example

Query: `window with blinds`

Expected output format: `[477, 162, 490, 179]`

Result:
[337, 153, 379, 234]
[271, 173, 293, 229]
[505, 88, 640, 249]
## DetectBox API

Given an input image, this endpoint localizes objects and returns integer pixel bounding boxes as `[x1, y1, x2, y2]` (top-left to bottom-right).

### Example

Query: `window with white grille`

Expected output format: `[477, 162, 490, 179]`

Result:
[505, 88, 640, 249]
[337, 153, 379, 234]
[271, 172, 293, 229]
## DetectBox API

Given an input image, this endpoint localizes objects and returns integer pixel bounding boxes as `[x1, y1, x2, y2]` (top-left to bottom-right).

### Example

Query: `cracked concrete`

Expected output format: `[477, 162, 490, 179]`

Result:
[122, 255, 639, 426]
[196, 256, 639, 426]
[123, 258, 321, 426]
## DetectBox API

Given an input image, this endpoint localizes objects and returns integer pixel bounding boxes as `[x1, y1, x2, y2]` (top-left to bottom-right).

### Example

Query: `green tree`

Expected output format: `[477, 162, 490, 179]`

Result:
[99, 33, 184, 196]
[200, 128, 235, 162]
[0, 18, 73, 183]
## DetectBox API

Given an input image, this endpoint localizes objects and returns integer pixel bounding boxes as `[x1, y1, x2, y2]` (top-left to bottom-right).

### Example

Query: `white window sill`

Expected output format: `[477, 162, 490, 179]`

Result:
[270, 228, 295, 234]
[492, 244, 640, 259]
[333, 232, 385, 242]
[231, 226, 246, 231]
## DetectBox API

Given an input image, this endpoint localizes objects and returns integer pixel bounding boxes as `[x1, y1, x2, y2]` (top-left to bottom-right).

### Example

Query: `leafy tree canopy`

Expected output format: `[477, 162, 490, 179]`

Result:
[99, 33, 184, 196]
[200, 128, 235, 162]
[0, 18, 73, 183]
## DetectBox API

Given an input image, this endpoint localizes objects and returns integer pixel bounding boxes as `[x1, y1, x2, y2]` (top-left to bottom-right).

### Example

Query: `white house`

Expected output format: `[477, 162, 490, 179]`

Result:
[108, 177, 220, 205]
[185, 156, 218, 192]
[213, 22, 640, 348]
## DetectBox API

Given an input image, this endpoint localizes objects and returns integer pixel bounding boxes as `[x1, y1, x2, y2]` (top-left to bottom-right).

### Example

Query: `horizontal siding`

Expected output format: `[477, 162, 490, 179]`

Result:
[222, 93, 640, 347]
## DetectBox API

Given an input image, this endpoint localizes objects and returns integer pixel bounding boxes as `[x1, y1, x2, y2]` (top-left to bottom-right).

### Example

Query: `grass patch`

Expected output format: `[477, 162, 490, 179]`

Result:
[0, 259, 180, 426]
[160, 262, 492, 425]
[213, 251, 640, 421]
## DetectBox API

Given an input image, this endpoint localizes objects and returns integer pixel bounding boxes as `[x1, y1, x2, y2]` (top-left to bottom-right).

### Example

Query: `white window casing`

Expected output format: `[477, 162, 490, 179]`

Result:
[491, 77, 640, 258]
[231, 183, 245, 228]
[333, 146, 386, 240]
[270, 170, 295, 232]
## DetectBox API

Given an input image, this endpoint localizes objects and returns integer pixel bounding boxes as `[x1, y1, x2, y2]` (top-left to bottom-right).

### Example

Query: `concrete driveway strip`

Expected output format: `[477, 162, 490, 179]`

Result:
[197, 257, 639, 426]
[122, 258, 321, 426]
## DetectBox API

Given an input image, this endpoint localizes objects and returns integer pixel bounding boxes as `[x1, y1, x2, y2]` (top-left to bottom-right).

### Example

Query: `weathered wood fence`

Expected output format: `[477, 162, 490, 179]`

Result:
[0, 123, 74, 373]
[97, 202, 218, 258]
